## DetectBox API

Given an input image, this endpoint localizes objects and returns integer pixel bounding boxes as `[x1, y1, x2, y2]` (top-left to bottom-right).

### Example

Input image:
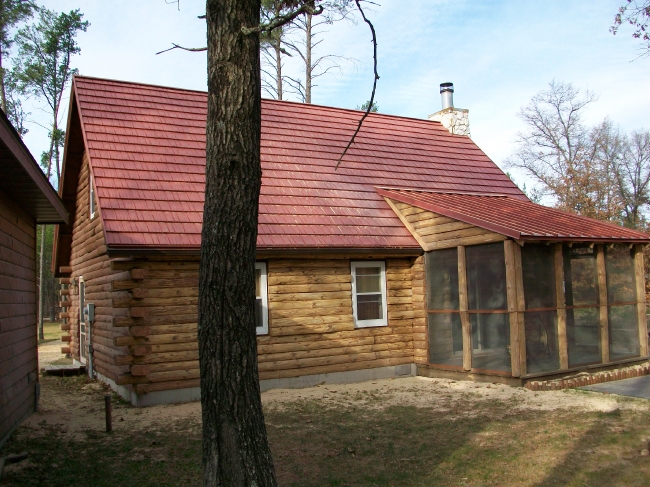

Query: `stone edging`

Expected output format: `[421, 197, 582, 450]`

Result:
[525, 362, 650, 391]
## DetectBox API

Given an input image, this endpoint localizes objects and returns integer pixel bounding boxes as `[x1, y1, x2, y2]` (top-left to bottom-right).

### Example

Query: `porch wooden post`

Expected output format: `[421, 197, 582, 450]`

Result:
[457, 246, 471, 371]
[504, 240, 521, 377]
[554, 243, 569, 369]
[634, 244, 648, 357]
[513, 243, 527, 376]
[596, 245, 610, 363]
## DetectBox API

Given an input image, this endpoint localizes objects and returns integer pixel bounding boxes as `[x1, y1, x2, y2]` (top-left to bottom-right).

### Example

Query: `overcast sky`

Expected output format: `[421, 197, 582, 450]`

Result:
[22, 0, 650, 193]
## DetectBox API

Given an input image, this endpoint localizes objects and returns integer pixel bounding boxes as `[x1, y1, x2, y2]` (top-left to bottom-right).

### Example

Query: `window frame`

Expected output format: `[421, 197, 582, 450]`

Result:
[255, 262, 269, 336]
[89, 173, 96, 220]
[351, 260, 388, 329]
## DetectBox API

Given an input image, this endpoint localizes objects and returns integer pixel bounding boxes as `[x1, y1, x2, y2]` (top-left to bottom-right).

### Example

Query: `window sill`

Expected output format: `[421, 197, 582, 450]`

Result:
[354, 320, 388, 329]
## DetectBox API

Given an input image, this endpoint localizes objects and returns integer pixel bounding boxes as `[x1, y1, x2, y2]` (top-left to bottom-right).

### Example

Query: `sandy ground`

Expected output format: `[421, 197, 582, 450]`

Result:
[26, 368, 648, 443]
[37, 340, 71, 368]
[27, 339, 649, 441]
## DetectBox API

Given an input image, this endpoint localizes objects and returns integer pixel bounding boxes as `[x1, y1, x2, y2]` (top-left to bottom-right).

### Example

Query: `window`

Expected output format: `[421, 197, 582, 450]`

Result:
[89, 174, 96, 219]
[466, 242, 511, 373]
[351, 261, 387, 328]
[255, 262, 268, 335]
[564, 245, 601, 367]
[425, 248, 463, 368]
[606, 245, 639, 360]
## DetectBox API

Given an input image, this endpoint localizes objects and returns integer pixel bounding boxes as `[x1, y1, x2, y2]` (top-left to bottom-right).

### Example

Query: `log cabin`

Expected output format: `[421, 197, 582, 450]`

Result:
[52, 76, 650, 406]
[1, 109, 68, 446]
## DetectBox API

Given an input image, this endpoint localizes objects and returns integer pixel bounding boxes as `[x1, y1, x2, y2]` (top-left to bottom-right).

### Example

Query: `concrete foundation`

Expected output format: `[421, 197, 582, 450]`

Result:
[93, 364, 417, 407]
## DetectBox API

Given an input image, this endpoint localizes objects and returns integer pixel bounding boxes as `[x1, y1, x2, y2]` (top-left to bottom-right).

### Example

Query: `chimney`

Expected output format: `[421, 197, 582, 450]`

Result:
[428, 82, 470, 137]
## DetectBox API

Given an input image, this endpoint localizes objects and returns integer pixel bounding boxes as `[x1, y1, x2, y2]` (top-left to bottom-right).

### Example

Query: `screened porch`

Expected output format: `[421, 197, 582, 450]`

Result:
[425, 241, 648, 378]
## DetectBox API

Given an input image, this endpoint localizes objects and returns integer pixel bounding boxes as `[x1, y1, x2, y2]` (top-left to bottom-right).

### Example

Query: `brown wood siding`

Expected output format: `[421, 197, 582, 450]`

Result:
[0, 188, 37, 442]
[386, 199, 506, 250]
[66, 152, 127, 382]
[109, 256, 417, 393]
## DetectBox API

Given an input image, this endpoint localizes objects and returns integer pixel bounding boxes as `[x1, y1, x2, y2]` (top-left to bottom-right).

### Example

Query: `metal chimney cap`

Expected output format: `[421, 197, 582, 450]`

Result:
[440, 82, 454, 93]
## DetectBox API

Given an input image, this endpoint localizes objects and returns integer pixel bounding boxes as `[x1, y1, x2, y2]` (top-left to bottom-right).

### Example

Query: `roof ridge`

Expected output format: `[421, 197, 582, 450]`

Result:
[74, 74, 461, 128]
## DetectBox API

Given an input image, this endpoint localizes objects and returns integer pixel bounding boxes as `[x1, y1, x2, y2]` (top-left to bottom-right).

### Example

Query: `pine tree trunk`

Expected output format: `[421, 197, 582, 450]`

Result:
[38, 224, 46, 340]
[305, 11, 312, 103]
[275, 42, 282, 100]
[201, 1, 277, 486]
[0, 48, 6, 113]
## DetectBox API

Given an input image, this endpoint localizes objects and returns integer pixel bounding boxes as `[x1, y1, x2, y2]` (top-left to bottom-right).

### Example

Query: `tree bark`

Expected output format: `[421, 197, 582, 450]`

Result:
[37, 224, 46, 340]
[200, 1, 277, 486]
[275, 41, 282, 100]
[0, 48, 6, 113]
[305, 11, 312, 103]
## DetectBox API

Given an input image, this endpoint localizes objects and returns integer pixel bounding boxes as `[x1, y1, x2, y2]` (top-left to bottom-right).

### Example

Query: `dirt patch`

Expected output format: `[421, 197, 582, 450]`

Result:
[262, 376, 638, 414]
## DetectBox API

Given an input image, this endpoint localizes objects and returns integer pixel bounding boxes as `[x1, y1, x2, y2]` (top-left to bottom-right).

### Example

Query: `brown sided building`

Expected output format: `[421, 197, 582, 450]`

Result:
[1, 110, 68, 446]
[53, 76, 650, 406]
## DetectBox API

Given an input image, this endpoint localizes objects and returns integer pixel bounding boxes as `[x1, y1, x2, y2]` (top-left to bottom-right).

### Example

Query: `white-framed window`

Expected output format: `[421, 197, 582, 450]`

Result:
[255, 262, 269, 335]
[351, 261, 388, 328]
[89, 174, 96, 219]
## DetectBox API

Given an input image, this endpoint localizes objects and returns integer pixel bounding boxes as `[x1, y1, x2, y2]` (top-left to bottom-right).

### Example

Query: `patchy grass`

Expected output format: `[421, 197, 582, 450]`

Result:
[2, 376, 650, 486]
[38, 321, 63, 344]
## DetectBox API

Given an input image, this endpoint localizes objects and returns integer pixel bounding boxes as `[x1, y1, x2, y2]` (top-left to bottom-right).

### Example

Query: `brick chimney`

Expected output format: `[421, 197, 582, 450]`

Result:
[428, 82, 470, 137]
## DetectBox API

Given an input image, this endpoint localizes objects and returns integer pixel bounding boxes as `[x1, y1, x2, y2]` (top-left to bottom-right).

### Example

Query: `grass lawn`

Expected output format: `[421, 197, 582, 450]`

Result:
[38, 321, 63, 344]
[2, 375, 650, 487]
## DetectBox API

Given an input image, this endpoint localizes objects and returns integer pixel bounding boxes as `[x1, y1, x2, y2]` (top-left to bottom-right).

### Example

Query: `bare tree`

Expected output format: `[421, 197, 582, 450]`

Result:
[283, 0, 355, 103]
[590, 119, 625, 222]
[260, 0, 292, 99]
[612, 0, 650, 57]
[506, 81, 609, 217]
[614, 129, 650, 228]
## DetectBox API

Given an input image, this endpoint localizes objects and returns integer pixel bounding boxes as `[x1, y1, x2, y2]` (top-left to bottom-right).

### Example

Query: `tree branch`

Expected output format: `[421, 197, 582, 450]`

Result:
[156, 43, 207, 55]
[335, 0, 378, 170]
[242, 4, 324, 36]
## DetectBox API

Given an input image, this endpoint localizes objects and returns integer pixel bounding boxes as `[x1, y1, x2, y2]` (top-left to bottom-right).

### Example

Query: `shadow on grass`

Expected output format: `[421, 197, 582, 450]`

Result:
[1, 422, 202, 487]
[532, 408, 650, 487]
[267, 398, 534, 487]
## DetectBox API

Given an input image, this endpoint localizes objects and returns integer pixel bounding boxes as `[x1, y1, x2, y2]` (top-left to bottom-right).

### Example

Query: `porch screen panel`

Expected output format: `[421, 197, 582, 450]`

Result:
[564, 246, 601, 367]
[426, 248, 462, 367]
[606, 244, 639, 360]
[466, 242, 510, 373]
[522, 244, 559, 373]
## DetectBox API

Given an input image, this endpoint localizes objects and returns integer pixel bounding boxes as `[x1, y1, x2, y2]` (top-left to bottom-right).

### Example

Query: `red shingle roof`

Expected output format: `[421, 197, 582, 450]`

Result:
[71, 76, 526, 250]
[379, 188, 650, 242]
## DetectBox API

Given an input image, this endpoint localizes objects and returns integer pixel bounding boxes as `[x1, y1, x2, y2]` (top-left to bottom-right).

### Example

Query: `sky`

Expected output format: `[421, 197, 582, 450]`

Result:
[19, 0, 650, 193]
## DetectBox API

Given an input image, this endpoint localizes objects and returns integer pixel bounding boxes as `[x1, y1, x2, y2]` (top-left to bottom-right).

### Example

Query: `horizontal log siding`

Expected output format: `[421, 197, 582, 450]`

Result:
[67, 152, 127, 383]
[0, 188, 37, 442]
[389, 199, 506, 250]
[111, 257, 416, 392]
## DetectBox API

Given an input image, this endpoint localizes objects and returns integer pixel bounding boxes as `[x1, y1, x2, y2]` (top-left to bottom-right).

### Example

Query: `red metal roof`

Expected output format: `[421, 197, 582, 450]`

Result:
[70, 76, 526, 250]
[379, 188, 650, 242]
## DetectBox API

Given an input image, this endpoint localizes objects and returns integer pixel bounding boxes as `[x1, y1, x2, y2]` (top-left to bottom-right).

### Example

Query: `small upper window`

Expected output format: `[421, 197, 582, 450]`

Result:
[255, 262, 269, 335]
[351, 261, 388, 328]
[89, 174, 96, 219]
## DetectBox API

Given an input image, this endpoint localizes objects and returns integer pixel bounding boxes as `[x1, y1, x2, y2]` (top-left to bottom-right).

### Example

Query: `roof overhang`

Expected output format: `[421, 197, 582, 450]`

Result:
[378, 187, 650, 244]
[0, 109, 68, 224]
[105, 245, 423, 258]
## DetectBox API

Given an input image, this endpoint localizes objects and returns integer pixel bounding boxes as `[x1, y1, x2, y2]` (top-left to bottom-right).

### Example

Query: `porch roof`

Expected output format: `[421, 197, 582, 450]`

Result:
[378, 188, 650, 243]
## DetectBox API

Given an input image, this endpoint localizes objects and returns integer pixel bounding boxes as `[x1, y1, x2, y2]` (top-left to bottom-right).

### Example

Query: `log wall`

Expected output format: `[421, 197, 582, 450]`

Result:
[385, 198, 506, 250]
[109, 256, 417, 394]
[0, 188, 38, 443]
[64, 152, 127, 383]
